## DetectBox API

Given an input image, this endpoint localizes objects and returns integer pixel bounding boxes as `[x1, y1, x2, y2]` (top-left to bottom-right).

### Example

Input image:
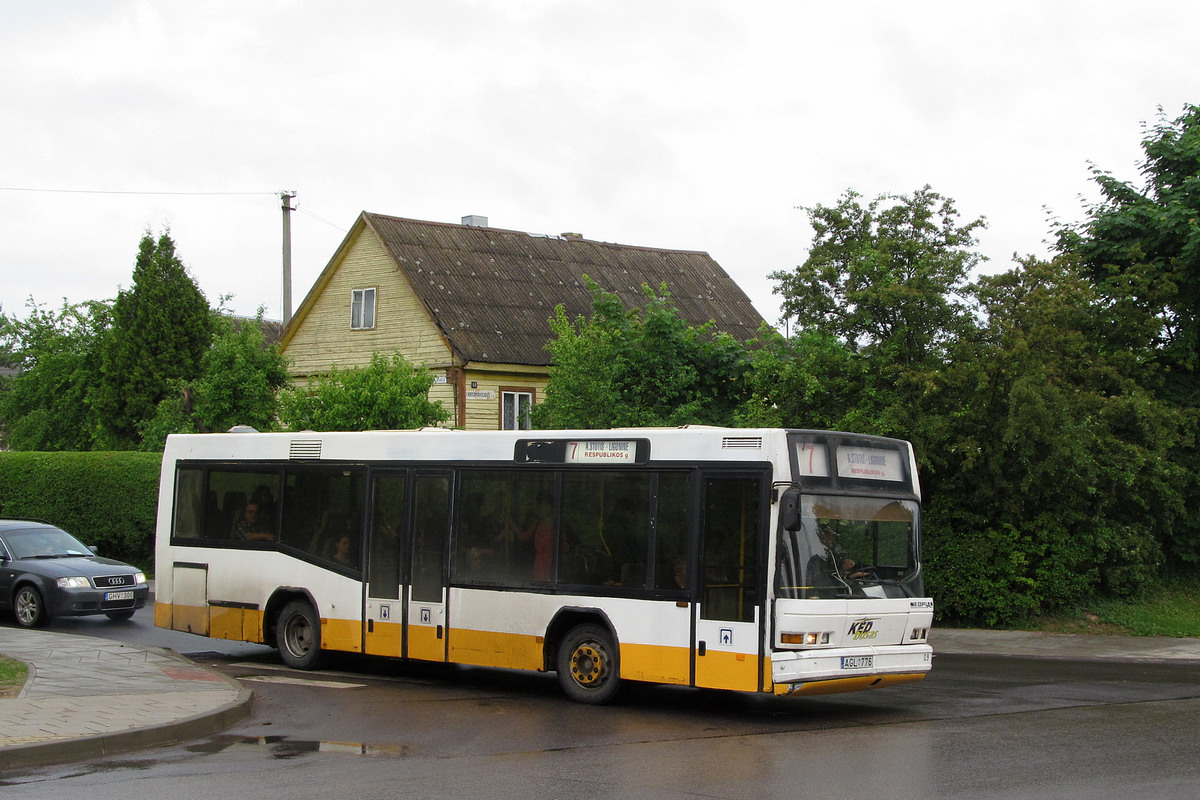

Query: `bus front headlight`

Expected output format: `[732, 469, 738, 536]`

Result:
[781, 631, 832, 647]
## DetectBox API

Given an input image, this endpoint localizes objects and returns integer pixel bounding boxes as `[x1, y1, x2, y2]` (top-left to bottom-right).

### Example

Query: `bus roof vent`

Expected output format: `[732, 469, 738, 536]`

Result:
[722, 436, 763, 450]
[289, 439, 323, 460]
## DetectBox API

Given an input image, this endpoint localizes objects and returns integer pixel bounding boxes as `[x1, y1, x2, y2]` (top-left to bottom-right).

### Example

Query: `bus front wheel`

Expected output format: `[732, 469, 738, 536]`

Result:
[556, 624, 621, 704]
[277, 600, 322, 670]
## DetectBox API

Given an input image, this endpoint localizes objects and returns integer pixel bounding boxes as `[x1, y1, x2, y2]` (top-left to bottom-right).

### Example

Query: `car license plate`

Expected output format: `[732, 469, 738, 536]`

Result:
[105, 591, 135, 601]
[840, 655, 873, 669]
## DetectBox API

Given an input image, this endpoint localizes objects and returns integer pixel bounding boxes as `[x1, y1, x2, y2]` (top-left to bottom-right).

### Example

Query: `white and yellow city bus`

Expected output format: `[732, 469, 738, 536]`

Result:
[155, 427, 932, 703]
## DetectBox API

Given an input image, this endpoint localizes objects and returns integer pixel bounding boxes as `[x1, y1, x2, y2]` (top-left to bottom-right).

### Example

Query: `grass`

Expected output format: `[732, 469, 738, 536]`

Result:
[1018, 579, 1200, 638]
[0, 654, 29, 699]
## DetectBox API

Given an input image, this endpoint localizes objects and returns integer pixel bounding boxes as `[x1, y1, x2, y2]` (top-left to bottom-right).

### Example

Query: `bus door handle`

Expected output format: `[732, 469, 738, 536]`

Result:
[698, 641, 706, 656]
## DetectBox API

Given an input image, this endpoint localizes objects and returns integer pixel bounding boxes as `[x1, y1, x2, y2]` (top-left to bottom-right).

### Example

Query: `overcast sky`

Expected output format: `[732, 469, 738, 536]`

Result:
[3, 1, 1197, 330]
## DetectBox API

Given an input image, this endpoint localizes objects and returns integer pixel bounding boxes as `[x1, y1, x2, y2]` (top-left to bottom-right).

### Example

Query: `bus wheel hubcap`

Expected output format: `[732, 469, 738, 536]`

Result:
[571, 643, 606, 686]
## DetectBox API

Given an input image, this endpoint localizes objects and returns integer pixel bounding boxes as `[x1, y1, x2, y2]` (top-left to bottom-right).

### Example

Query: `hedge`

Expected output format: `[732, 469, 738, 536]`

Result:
[0, 451, 161, 570]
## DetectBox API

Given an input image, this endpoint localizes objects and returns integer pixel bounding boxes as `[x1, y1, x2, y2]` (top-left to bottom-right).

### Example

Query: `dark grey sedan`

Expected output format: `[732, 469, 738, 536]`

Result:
[0, 519, 149, 628]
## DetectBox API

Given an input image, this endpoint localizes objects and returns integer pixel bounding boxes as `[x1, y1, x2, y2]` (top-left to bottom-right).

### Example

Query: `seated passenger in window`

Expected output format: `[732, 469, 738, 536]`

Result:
[233, 503, 273, 542]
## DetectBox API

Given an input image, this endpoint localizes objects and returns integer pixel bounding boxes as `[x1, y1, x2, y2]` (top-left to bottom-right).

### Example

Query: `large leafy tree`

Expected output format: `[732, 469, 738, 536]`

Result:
[0, 299, 111, 450]
[924, 256, 1186, 622]
[737, 327, 870, 432]
[1057, 104, 1200, 569]
[277, 351, 448, 432]
[770, 186, 985, 367]
[533, 278, 752, 429]
[93, 231, 213, 448]
[139, 311, 293, 449]
[1058, 104, 1200, 400]
[763, 186, 985, 456]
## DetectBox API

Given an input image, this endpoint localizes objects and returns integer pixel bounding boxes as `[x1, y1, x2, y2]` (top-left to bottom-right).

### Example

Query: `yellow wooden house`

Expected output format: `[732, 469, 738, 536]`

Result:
[279, 212, 766, 430]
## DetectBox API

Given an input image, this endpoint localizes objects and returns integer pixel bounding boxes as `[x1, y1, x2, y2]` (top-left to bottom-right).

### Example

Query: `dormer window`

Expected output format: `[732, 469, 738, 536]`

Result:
[351, 288, 376, 330]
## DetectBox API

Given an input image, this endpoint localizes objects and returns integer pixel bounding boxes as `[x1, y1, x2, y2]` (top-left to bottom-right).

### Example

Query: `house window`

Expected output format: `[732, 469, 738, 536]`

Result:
[351, 288, 376, 330]
[501, 391, 533, 430]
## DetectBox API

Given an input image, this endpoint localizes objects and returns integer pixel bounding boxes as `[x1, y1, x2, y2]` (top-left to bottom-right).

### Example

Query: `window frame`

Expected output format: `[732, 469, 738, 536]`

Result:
[350, 287, 377, 330]
[500, 389, 534, 430]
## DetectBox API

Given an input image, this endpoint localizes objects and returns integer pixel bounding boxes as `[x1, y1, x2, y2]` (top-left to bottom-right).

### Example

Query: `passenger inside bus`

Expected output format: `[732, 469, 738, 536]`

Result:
[233, 502, 273, 542]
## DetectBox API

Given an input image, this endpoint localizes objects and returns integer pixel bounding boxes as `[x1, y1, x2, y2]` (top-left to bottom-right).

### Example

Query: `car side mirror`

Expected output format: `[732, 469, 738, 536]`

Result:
[89, 545, 100, 555]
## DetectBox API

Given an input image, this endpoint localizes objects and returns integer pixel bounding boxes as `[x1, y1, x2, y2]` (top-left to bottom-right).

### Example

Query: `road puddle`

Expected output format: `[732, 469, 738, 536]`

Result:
[186, 734, 410, 759]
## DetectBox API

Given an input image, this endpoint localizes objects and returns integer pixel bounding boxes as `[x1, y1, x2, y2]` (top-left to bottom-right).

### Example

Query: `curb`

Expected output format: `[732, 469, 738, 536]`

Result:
[0, 646, 253, 772]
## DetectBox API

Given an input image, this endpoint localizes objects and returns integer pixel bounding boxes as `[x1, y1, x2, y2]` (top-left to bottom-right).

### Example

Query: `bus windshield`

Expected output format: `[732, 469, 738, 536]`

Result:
[777, 494, 921, 599]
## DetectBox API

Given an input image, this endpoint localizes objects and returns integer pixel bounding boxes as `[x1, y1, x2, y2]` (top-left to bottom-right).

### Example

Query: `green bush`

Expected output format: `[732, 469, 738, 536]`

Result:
[0, 451, 161, 569]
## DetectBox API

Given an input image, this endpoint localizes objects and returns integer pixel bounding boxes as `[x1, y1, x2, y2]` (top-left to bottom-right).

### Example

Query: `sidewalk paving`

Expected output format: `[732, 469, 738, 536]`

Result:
[3, 625, 1200, 772]
[0, 627, 251, 772]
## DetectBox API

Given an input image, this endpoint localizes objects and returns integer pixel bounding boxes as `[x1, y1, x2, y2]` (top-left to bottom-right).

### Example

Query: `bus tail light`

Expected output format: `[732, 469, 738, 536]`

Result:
[909, 627, 929, 641]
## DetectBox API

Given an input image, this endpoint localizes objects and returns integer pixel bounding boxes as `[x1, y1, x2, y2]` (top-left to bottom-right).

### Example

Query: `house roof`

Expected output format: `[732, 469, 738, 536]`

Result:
[287, 212, 767, 367]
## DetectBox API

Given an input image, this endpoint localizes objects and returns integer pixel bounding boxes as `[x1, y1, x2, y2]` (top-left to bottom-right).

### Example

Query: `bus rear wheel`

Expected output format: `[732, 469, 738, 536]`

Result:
[556, 624, 620, 704]
[277, 600, 322, 670]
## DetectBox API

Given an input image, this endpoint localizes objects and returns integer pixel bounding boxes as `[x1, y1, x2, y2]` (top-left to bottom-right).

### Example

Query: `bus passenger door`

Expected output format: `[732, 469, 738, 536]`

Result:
[406, 471, 452, 663]
[364, 472, 407, 657]
[694, 474, 765, 692]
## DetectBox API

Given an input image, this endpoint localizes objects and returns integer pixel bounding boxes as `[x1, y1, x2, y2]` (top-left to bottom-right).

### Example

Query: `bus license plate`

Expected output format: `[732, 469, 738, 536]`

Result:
[841, 655, 873, 670]
[105, 591, 134, 601]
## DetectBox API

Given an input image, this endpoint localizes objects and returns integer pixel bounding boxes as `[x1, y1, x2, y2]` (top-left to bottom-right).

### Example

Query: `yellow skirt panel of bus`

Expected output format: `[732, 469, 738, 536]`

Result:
[168, 602, 210, 636]
[209, 605, 266, 643]
[619, 642, 691, 686]
[322, 617, 363, 654]
[696, 649, 761, 692]
[154, 601, 172, 630]
[781, 672, 927, 696]
[365, 621, 404, 657]
[449, 628, 544, 671]
[407, 625, 446, 662]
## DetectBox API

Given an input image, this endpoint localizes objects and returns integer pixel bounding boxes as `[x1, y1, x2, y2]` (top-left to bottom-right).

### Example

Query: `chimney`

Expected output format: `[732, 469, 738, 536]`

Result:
[462, 215, 488, 227]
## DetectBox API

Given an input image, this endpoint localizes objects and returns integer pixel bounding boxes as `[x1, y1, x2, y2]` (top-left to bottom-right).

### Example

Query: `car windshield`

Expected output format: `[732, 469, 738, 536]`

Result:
[3, 527, 93, 559]
[776, 495, 922, 599]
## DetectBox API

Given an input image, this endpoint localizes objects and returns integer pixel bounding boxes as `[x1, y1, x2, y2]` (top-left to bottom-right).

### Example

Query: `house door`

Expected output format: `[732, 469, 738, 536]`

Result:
[694, 473, 765, 692]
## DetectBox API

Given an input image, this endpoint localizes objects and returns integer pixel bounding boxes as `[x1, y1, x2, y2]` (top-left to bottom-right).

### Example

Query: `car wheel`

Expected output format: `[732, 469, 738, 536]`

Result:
[14, 585, 48, 628]
[556, 623, 621, 704]
[276, 600, 322, 670]
[105, 610, 136, 621]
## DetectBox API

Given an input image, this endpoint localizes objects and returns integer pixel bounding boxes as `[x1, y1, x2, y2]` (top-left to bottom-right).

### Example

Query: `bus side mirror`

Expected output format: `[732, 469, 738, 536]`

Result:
[779, 488, 802, 531]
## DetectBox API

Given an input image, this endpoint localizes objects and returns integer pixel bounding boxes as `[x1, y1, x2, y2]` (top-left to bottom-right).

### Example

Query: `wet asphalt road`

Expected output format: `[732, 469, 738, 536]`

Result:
[6, 614, 1200, 799]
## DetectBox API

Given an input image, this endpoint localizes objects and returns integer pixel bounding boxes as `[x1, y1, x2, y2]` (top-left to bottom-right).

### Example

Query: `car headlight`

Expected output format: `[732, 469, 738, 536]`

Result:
[57, 576, 91, 589]
[134, 572, 147, 585]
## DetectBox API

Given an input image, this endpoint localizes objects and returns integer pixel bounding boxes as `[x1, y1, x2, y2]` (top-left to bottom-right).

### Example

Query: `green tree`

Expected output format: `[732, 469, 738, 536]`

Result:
[1056, 104, 1200, 570]
[770, 186, 985, 366]
[1057, 104, 1200, 403]
[0, 299, 111, 450]
[737, 327, 869, 431]
[925, 256, 1186, 623]
[93, 231, 213, 448]
[533, 278, 752, 429]
[139, 311, 293, 449]
[764, 186, 986, 458]
[277, 351, 448, 432]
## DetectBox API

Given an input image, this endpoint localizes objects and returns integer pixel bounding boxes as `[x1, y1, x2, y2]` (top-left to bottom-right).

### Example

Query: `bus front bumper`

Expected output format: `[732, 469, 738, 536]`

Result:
[771, 644, 933, 694]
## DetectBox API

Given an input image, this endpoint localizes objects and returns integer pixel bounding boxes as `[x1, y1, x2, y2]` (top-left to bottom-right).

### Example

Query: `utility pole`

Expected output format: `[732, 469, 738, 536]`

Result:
[280, 191, 296, 324]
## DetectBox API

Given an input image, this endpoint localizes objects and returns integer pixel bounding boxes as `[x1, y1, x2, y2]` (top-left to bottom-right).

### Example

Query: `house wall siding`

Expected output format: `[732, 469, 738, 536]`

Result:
[461, 370, 548, 431]
[284, 232, 453, 377]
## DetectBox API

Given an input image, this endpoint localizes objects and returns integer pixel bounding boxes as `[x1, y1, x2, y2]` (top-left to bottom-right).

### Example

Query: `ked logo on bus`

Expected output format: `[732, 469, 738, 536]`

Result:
[848, 618, 879, 640]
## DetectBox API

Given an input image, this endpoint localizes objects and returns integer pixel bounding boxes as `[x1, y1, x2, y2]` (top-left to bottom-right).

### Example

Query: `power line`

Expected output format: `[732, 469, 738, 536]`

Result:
[0, 186, 277, 196]
[296, 206, 347, 232]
